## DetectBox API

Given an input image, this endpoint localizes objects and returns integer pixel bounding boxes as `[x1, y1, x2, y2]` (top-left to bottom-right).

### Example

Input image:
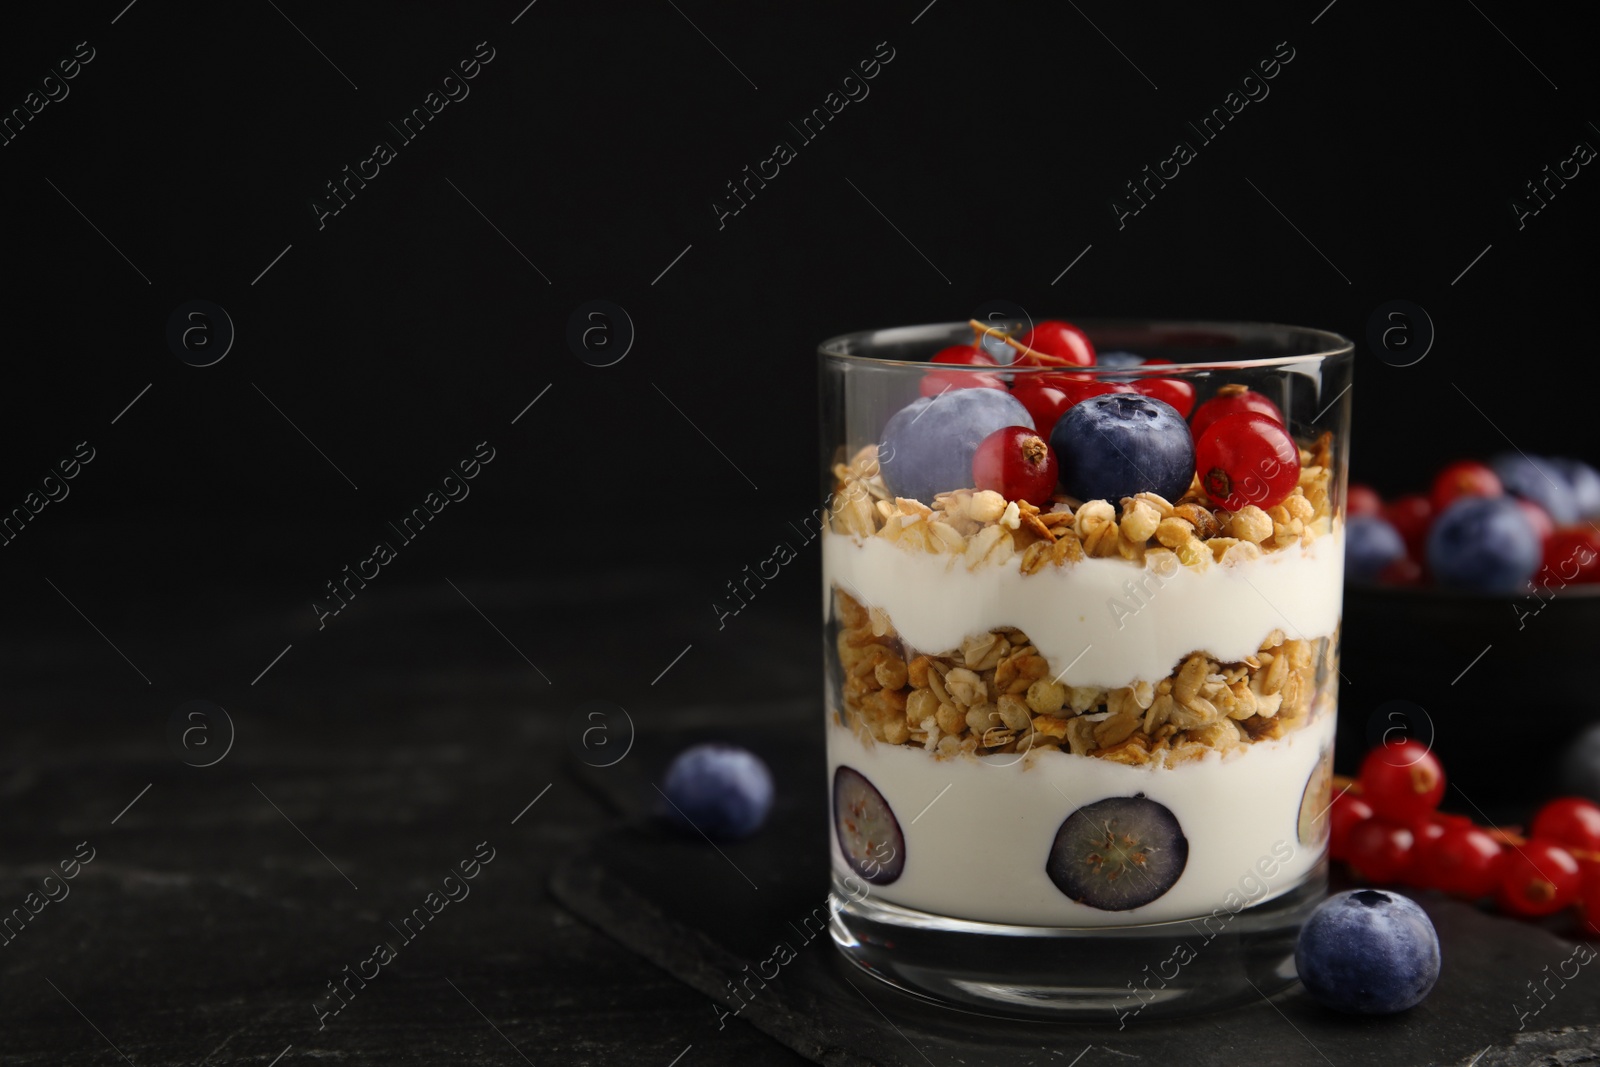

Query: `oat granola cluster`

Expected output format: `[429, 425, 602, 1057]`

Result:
[826, 429, 1335, 574]
[833, 589, 1324, 767]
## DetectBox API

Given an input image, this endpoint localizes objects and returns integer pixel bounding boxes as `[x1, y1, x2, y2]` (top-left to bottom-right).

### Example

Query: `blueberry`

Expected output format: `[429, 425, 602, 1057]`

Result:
[1298, 748, 1334, 849]
[1426, 496, 1541, 593]
[1096, 351, 1145, 369]
[1050, 393, 1194, 504]
[833, 766, 905, 884]
[1548, 456, 1600, 518]
[878, 388, 1034, 504]
[1096, 351, 1145, 381]
[1045, 795, 1188, 910]
[661, 743, 774, 840]
[1344, 515, 1407, 582]
[1490, 452, 1578, 525]
[1295, 889, 1440, 1014]
[1559, 722, 1600, 803]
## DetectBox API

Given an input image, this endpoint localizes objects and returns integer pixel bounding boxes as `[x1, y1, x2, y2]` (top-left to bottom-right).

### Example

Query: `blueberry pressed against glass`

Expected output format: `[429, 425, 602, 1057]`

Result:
[1299, 748, 1334, 849]
[833, 766, 905, 885]
[1045, 795, 1189, 910]
[878, 388, 1035, 505]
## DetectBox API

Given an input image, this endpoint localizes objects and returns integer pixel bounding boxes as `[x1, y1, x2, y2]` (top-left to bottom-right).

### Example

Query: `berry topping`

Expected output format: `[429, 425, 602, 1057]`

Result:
[661, 743, 774, 840]
[1189, 385, 1285, 440]
[1095, 350, 1145, 374]
[833, 766, 905, 885]
[1358, 739, 1445, 820]
[1429, 460, 1501, 515]
[1426, 496, 1542, 593]
[1051, 393, 1195, 505]
[1129, 376, 1196, 420]
[972, 426, 1060, 506]
[1045, 796, 1188, 911]
[1015, 320, 1095, 367]
[878, 388, 1035, 505]
[1294, 889, 1441, 1014]
[1194, 412, 1301, 511]
[1009, 378, 1077, 438]
[920, 345, 1004, 398]
[1345, 515, 1407, 583]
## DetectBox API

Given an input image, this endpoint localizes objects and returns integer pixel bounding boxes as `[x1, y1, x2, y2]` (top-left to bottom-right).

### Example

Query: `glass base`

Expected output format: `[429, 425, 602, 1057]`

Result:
[828, 863, 1325, 1023]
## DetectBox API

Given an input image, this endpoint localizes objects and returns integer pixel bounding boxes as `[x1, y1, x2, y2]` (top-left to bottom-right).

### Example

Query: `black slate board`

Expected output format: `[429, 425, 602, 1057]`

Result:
[551, 717, 1600, 1067]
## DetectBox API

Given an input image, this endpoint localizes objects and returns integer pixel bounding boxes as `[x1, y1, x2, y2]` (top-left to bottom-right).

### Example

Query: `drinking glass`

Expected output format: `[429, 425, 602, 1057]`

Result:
[819, 320, 1354, 1020]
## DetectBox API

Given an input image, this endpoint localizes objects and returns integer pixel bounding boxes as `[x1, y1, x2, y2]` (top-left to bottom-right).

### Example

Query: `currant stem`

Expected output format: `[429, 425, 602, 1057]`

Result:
[966, 319, 1070, 366]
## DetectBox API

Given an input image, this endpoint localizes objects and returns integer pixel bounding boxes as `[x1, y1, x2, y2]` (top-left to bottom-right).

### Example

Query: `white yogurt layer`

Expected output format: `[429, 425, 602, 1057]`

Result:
[828, 709, 1334, 927]
[822, 527, 1344, 690]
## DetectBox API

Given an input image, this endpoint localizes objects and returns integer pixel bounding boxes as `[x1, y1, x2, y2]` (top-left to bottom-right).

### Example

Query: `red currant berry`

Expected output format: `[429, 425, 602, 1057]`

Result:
[1424, 824, 1504, 898]
[1383, 495, 1434, 562]
[920, 346, 1003, 397]
[1378, 556, 1425, 586]
[1189, 388, 1285, 440]
[1194, 413, 1301, 511]
[1402, 816, 1451, 887]
[1329, 792, 1374, 862]
[1495, 839, 1581, 917]
[1346, 818, 1414, 883]
[1541, 528, 1600, 584]
[1016, 321, 1094, 367]
[1130, 377, 1196, 419]
[1579, 861, 1600, 937]
[972, 427, 1060, 506]
[1011, 379, 1074, 437]
[1429, 460, 1502, 515]
[1347, 484, 1383, 517]
[1529, 797, 1600, 852]
[1358, 739, 1445, 821]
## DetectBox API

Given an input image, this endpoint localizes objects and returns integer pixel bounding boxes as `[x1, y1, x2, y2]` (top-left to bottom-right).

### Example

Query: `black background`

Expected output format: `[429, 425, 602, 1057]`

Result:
[2, 0, 1597, 1062]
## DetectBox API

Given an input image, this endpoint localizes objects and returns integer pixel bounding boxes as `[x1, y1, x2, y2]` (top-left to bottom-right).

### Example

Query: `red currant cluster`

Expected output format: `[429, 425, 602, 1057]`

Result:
[1330, 738, 1600, 935]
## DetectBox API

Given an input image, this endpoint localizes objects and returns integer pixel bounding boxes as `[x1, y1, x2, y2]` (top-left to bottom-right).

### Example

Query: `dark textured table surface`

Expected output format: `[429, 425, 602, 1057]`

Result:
[3, 524, 1598, 1066]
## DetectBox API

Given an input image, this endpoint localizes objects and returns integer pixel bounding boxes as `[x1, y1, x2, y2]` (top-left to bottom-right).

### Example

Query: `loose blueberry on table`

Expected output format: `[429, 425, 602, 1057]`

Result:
[1295, 889, 1441, 1014]
[661, 743, 774, 841]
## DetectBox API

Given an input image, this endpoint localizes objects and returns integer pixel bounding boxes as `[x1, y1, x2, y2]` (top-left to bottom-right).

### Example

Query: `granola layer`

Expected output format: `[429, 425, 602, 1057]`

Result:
[833, 589, 1330, 767]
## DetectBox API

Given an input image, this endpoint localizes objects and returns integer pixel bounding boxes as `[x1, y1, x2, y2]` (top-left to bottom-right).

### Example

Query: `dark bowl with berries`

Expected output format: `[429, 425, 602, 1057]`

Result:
[1338, 455, 1600, 804]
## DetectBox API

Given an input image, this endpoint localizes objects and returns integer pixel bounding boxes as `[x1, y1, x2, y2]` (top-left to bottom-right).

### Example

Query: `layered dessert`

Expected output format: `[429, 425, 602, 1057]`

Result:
[825, 321, 1344, 927]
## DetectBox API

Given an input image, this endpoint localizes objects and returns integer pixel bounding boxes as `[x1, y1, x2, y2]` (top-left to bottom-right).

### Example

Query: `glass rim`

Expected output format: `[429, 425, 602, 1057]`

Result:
[818, 318, 1356, 374]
